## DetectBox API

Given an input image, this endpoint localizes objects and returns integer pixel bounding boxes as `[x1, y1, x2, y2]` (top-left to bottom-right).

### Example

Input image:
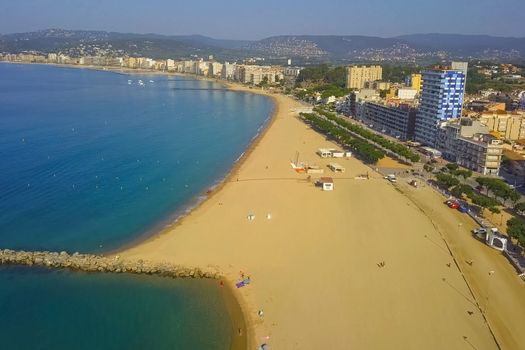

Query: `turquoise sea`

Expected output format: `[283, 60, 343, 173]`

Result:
[0, 63, 273, 349]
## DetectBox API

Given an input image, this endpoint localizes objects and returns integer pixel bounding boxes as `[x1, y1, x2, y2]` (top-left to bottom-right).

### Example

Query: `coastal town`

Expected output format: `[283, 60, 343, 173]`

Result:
[2, 51, 524, 184]
[2, 26, 525, 350]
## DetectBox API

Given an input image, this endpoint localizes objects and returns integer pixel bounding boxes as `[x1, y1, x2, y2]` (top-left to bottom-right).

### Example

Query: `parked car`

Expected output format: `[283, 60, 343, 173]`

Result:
[384, 174, 397, 183]
[446, 200, 459, 209]
[457, 205, 468, 213]
[472, 227, 487, 235]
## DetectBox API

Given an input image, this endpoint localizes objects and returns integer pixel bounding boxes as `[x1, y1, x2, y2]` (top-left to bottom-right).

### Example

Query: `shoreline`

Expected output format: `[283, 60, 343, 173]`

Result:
[110, 85, 277, 256]
[7, 61, 525, 349]
[3, 61, 275, 350]
[112, 81, 279, 350]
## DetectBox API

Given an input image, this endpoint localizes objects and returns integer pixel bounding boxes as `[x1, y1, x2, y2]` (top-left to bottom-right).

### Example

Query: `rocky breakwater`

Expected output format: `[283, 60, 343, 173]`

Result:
[0, 249, 220, 279]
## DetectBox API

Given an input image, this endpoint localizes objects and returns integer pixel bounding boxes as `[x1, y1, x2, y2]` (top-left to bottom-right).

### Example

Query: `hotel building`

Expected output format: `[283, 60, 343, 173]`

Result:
[414, 69, 465, 146]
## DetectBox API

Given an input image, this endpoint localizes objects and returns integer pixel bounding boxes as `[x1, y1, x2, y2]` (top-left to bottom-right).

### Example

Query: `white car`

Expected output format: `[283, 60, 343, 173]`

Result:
[472, 228, 487, 235]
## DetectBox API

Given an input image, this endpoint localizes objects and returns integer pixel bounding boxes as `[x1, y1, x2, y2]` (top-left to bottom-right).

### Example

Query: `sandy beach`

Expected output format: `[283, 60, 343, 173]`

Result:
[116, 84, 525, 349]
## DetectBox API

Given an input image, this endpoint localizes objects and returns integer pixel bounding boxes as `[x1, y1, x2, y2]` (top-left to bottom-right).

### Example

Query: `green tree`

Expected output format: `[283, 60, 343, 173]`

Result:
[423, 164, 434, 172]
[436, 173, 460, 189]
[455, 169, 472, 179]
[296, 65, 346, 88]
[381, 65, 421, 83]
[515, 202, 525, 215]
[508, 190, 521, 206]
[488, 206, 501, 214]
[258, 76, 269, 87]
[507, 217, 525, 248]
[446, 163, 459, 171]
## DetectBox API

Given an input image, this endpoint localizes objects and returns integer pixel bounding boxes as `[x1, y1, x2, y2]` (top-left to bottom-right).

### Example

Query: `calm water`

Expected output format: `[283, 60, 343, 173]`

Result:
[0, 266, 233, 350]
[0, 63, 273, 349]
[0, 63, 273, 252]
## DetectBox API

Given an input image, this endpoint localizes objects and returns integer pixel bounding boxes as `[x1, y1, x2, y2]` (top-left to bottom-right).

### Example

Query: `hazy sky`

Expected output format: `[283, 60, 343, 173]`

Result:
[1, 0, 524, 39]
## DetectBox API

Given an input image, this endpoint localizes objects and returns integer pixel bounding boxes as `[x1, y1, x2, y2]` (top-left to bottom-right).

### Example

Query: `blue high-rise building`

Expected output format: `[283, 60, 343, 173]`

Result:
[414, 69, 465, 146]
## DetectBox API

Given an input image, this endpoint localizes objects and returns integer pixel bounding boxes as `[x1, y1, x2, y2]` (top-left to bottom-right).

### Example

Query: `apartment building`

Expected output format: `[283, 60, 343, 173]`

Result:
[221, 62, 236, 80]
[478, 111, 525, 141]
[208, 62, 223, 78]
[236, 65, 284, 85]
[345, 65, 382, 89]
[438, 118, 503, 175]
[414, 69, 466, 146]
[357, 101, 417, 140]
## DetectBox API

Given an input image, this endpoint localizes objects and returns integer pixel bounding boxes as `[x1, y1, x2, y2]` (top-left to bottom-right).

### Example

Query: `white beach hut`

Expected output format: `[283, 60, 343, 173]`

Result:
[318, 177, 334, 191]
[328, 163, 345, 173]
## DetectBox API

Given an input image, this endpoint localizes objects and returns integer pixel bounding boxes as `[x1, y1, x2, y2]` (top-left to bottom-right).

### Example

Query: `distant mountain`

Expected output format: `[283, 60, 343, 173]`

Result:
[247, 34, 525, 63]
[246, 35, 413, 60]
[171, 35, 251, 50]
[0, 29, 252, 60]
[397, 33, 525, 60]
[248, 35, 404, 55]
[1, 29, 525, 63]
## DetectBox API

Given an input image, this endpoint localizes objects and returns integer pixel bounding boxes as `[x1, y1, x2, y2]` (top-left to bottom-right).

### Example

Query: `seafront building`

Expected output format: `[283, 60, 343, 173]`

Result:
[208, 62, 223, 78]
[166, 59, 176, 71]
[221, 62, 236, 80]
[236, 65, 284, 85]
[414, 69, 466, 146]
[357, 101, 417, 140]
[438, 118, 503, 175]
[345, 65, 383, 89]
[337, 89, 380, 116]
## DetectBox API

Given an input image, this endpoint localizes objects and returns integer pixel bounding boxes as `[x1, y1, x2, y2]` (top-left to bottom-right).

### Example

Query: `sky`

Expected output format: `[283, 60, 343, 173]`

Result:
[1, 0, 524, 39]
